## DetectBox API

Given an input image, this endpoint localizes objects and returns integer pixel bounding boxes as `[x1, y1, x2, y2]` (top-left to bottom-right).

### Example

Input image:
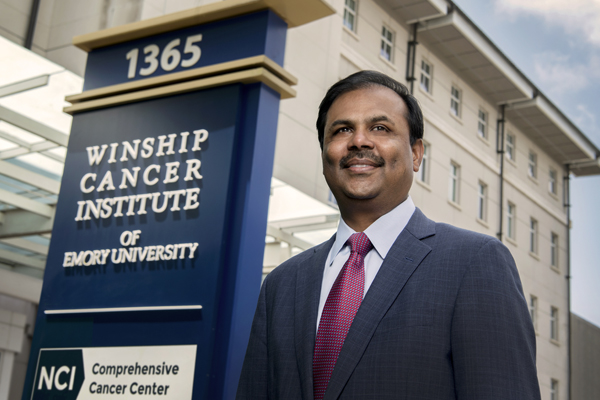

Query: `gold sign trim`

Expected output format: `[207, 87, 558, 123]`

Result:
[64, 67, 295, 115]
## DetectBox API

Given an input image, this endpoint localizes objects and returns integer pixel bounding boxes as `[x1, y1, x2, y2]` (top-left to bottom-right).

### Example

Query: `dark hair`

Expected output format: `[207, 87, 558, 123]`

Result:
[316, 70, 423, 149]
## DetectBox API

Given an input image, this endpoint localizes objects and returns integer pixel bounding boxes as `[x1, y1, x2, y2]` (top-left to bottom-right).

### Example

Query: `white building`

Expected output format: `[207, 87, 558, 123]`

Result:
[0, 1, 598, 399]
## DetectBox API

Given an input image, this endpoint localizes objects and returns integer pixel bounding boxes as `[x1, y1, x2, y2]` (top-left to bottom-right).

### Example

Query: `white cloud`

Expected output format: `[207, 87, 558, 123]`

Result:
[573, 104, 600, 142]
[494, 0, 600, 46]
[532, 52, 593, 95]
[574, 104, 596, 126]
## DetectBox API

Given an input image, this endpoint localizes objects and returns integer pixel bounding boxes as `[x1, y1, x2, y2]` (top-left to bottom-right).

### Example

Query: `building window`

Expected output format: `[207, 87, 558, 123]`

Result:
[529, 218, 538, 254]
[420, 60, 432, 93]
[550, 307, 559, 340]
[449, 162, 460, 204]
[528, 151, 537, 179]
[450, 86, 461, 117]
[551, 232, 559, 268]
[380, 26, 394, 61]
[477, 182, 487, 221]
[343, 0, 358, 31]
[549, 168, 557, 194]
[477, 109, 487, 139]
[507, 202, 516, 240]
[529, 295, 537, 329]
[506, 133, 516, 161]
[418, 142, 429, 184]
[550, 379, 559, 400]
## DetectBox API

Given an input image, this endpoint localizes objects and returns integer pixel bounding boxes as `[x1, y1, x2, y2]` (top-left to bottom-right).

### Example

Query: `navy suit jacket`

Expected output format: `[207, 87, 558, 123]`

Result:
[237, 209, 541, 399]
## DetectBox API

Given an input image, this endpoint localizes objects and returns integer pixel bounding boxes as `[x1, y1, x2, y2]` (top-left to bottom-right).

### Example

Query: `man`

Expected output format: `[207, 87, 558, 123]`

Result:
[237, 71, 540, 399]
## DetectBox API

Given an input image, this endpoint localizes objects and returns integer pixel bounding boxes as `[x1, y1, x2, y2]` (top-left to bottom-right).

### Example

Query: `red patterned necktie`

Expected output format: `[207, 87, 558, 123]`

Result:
[313, 232, 373, 400]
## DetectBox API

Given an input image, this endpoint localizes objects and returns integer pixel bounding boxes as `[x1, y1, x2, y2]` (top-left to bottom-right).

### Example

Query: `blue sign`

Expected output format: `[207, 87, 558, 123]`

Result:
[24, 80, 281, 400]
[83, 10, 287, 90]
[23, 6, 287, 400]
[45, 86, 240, 310]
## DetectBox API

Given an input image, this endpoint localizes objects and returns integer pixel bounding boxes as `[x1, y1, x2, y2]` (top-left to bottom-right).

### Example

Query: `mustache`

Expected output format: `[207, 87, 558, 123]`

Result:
[339, 150, 385, 168]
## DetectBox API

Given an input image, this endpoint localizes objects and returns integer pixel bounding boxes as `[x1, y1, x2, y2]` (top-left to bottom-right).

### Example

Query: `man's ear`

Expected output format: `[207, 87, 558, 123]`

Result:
[412, 139, 424, 172]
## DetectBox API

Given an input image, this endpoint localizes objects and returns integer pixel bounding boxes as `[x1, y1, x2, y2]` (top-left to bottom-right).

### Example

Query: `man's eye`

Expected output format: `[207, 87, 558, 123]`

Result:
[373, 125, 388, 131]
[334, 127, 351, 134]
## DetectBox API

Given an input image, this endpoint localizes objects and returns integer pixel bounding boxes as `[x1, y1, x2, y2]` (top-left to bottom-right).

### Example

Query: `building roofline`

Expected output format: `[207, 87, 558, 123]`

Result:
[444, 1, 600, 169]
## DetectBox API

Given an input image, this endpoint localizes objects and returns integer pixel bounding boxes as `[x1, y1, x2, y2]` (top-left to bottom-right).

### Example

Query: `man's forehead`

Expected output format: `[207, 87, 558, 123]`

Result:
[333, 84, 402, 102]
[326, 86, 407, 123]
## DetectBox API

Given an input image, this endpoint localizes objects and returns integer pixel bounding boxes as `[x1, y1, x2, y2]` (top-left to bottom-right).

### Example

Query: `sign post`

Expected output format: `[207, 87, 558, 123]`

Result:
[22, 1, 334, 399]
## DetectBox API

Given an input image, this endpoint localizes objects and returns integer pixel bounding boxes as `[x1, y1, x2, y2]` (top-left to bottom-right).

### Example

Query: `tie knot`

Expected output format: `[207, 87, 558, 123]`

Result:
[347, 232, 373, 258]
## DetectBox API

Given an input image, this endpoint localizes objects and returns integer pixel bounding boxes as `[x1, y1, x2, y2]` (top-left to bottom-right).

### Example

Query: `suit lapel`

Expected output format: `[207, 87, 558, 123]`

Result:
[324, 209, 435, 400]
[295, 236, 335, 400]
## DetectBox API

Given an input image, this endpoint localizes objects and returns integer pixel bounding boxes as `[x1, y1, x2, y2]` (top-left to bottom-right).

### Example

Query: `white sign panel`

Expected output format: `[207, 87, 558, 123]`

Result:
[32, 345, 197, 399]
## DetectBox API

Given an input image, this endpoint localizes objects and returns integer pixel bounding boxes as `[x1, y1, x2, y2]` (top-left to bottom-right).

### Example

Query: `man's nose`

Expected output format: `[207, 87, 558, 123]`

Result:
[348, 127, 374, 149]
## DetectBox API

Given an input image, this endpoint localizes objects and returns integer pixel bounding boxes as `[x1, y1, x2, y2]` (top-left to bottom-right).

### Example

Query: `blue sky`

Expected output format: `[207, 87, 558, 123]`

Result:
[452, 0, 600, 327]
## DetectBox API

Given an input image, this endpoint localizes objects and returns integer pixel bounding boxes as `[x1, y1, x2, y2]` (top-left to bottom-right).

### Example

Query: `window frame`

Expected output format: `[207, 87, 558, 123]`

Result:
[380, 25, 394, 62]
[549, 168, 557, 195]
[529, 218, 538, 254]
[417, 142, 430, 184]
[550, 306, 559, 341]
[450, 85, 461, 117]
[343, 0, 358, 32]
[506, 132, 516, 161]
[551, 232, 559, 268]
[507, 202, 516, 240]
[477, 109, 487, 139]
[477, 181, 487, 221]
[420, 59, 432, 93]
[528, 150, 537, 179]
[550, 379, 559, 400]
[449, 162, 460, 204]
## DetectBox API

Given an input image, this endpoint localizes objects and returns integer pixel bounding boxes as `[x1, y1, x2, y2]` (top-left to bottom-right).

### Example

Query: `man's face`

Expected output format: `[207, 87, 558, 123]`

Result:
[322, 86, 423, 210]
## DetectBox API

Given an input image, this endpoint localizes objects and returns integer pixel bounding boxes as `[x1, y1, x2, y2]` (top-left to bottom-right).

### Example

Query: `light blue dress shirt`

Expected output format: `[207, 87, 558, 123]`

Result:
[317, 196, 416, 328]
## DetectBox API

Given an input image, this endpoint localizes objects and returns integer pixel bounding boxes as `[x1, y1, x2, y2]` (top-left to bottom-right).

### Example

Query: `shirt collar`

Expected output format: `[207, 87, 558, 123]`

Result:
[327, 196, 416, 266]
